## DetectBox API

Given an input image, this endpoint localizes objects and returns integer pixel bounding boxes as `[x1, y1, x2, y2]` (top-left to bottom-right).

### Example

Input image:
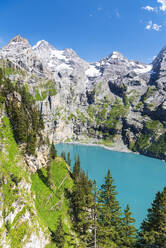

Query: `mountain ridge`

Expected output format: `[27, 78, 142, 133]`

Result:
[1, 35, 166, 160]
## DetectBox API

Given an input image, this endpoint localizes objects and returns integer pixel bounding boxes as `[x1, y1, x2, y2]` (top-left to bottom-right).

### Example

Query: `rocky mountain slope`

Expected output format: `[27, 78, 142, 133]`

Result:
[1, 35, 166, 160]
[0, 70, 77, 247]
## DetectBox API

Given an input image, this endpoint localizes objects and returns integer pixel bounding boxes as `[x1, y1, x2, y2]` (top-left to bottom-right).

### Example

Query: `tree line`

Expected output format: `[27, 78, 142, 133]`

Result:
[0, 68, 44, 155]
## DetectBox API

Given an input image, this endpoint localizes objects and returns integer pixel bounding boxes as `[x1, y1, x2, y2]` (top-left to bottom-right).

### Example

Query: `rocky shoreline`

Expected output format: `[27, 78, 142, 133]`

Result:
[57, 141, 134, 154]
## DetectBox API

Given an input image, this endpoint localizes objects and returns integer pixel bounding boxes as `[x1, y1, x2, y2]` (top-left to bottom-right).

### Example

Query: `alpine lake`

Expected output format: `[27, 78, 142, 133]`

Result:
[55, 143, 166, 229]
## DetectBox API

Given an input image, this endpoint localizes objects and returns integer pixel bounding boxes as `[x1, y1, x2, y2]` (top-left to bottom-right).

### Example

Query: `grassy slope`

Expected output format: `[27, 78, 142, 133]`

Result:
[0, 112, 76, 247]
[31, 158, 75, 247]
[0, 113, 42, 247]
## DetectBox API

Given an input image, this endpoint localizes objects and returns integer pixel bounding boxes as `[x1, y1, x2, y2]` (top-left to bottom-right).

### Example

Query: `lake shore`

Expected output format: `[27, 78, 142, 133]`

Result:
[55, 141, 166, 229]
[59, 141, 166, 162]
[58, 141, 135, 154]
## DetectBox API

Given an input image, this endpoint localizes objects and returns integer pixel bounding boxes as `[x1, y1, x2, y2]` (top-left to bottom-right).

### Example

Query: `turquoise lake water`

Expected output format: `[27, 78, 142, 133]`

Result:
[55, 143, 166, 229]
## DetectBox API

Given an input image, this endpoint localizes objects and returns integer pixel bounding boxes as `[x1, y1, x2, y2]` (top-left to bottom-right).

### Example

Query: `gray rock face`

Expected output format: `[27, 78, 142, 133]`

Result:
[1, 35, 166, 159]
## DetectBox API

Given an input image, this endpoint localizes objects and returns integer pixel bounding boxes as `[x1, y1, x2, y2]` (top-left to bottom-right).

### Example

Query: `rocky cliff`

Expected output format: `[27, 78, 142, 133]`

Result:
[1, 35, 166, 160]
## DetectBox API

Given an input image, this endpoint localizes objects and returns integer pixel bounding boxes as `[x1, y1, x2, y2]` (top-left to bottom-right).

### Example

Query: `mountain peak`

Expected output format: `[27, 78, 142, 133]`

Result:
[109, 51, 125, 60]
[33, 40, 53, 50]
[9, 35, 29, 45]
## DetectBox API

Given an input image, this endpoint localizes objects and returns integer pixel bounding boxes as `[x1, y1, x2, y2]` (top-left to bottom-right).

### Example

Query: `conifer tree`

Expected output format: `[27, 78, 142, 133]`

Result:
[137, 186, 166, 248]
[50, 142, 57, 160]
[73, 156, 81, 182]
[53, 215, 65, 248]
[92, 179, 98, 248]
[70, 156, 94, 247]
[121, 204, 136, 247]
[67, 152, 71, 166]
[61, 151, 66, 162]
[97, 169, 122, 247]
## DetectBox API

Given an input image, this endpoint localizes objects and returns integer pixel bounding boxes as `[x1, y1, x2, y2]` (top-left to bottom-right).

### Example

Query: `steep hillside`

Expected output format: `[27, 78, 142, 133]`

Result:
[0, 112, 49, 247]
[0, 70, 77, 247]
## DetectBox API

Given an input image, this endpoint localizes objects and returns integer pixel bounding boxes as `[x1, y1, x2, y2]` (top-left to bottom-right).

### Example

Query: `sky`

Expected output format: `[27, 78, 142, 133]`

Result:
[0, 0, 166, 63]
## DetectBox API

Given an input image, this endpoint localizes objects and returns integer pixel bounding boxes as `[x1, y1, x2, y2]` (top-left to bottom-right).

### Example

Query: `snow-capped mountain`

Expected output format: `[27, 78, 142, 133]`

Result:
[1, 35, 166, 160]
[0, 35, 152, 81]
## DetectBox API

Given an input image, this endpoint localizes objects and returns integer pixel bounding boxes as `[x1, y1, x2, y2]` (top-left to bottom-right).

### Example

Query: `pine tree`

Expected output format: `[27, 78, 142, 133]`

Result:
[53, 215, 65, 248]
[97, 169, 122, 247]
[67, 152, 71, 166]
[61, 151, 66, 162]
[50, 142, 57, 160]
[121, 204, 136, 247]
[137, 186, 166, 248]
[92, 179, 98, 248]
[70, 157, 94, 247]
[73, 156, 81, 182]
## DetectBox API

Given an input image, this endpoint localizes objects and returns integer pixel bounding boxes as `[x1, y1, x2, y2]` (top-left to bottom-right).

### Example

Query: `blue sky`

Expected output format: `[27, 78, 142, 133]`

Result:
[0, 0, 166, 63]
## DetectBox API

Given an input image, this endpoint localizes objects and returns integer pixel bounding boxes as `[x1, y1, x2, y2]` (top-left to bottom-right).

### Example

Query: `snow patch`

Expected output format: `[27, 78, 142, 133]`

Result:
[85, 66, 100, 77]
[33, 40, 49, 49]
[51, 50, 65, 60]
[130, 61, 136, 66]
[134, 64, 152, 74]
[56, 63, 71, 71]
[111, 51, 119, 59]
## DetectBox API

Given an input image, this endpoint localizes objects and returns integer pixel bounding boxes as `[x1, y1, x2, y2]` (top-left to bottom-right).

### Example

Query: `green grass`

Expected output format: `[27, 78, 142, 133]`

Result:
[132, 119, 166, 158]
[144, 86, 154, 101]
[4, 67, 18, 76]
[9, 221, 29, 248]
[3, 66, 26, 77]
[0, 116, 29, 182]
[31, 158, 75, 246]
[133, 133, 151, 151]
[136, 101, 143, 110]
[145, 120, 162, 132]
[35, 80, 57, 101]
[0, 114, 42, 247]
[35, 88, 48, 101]
[104, 99, 128, 130]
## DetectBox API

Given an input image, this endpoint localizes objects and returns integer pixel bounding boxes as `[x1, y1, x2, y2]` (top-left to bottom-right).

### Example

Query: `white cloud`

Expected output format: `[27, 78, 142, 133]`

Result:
[145, 21, 162, 31]
[142, 1, 166, 12]
[157, 0, 166, 11]
[143, 6, 156, 11]
[153, 23, 162, 30]
[146, 21, 152, 30]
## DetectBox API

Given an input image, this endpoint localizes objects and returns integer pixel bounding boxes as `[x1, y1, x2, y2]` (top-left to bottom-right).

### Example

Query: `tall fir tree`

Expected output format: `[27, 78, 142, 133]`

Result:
[92, 179, 98, 248]
[97, 169, 122, 247]
[137, 186, 166, 248]
[121, 204, 137, 247]
[73, 156, 81, 182]
[61, 151, 66, 162]
[70, 156, 94, 247]
[52, 215, 65, 248]
[50, 142, 57, 160]
[67, 152, 71, 166]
